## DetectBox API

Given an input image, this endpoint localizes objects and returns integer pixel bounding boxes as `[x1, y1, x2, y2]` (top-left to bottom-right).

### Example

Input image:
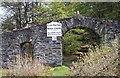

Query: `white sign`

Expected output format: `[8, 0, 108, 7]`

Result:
[47, 22, 62, 37]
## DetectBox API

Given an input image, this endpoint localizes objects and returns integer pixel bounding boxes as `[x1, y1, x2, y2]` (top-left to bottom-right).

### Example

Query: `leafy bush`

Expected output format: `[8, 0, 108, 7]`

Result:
[51, 65, 70, 76]
[62, 27, 101, 54]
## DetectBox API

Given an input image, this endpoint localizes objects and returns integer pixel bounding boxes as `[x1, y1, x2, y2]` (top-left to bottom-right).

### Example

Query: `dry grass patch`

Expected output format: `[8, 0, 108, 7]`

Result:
[70, 43, 119, 76]
[3, 56, 52, 76]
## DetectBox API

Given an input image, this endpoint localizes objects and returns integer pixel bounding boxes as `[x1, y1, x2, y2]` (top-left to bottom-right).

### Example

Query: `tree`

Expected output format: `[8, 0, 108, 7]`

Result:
[1, 2, 40, 31]
[1, 17, 15, 32]
[76, 2, 119, 20]
[1, 2, 119, 32]
[33, 2, 77, 23]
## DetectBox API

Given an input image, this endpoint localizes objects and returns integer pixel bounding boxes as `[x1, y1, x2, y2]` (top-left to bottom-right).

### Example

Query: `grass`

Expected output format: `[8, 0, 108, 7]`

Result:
[1, 55, 52, 76]
[51, 65, 70, 76]
[0, 55, 70, 76]
[0, 69, 4, 76]
[0, 65, 70, 76]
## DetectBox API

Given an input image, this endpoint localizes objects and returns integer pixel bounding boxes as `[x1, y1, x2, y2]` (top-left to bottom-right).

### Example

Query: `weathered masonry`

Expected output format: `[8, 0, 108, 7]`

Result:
[0, 14, 119, 68]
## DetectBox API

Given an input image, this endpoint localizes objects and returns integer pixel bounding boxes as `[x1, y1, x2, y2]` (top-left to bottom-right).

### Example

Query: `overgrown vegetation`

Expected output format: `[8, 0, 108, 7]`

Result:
[1, 55, 52, 76]
[1, 55, 70, 76]
[62, 27, 101, 54]
[70, 43, 119, 76]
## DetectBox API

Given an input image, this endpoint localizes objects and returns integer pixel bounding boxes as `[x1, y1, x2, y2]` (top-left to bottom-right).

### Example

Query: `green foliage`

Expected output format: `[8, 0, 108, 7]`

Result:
[62, 27, 101, 53]
[76, 2, 119, 20]
[1, 19, 15, 32]
[51, 65, 70, 76]
[1, 2, 40, 31]
[32, 3, 50, 23]
[34, 2, 76, 23]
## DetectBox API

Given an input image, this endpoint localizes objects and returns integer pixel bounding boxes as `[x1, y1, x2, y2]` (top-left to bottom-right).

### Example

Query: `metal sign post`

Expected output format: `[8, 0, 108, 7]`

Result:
[52, 36, 57, 41]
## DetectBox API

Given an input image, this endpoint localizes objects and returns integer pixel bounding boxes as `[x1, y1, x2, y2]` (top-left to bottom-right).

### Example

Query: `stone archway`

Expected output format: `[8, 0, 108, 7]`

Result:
[0, 14, 119, 68]
[53, 14, 119, 46]
[20, 42, 33, 64]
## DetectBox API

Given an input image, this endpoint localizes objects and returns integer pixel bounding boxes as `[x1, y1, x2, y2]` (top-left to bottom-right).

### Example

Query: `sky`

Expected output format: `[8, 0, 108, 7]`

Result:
[0, 7, 4, 15]
[0, 6, 7, 24]
[0, 6, 4, 31]
[0, 7, 4, 24]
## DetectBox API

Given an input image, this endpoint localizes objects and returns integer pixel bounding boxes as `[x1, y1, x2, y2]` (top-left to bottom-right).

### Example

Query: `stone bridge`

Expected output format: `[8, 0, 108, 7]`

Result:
[0, 14, 119, 68]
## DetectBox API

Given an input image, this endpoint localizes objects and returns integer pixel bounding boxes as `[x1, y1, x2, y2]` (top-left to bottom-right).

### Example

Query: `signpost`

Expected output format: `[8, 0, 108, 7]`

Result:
[47, 22, 62, 41]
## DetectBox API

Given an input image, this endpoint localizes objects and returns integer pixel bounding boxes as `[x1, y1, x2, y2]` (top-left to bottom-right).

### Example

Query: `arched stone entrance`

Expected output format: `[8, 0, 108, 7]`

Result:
[20, 42, 33, 64]
[0, 14, 119, 68]
[62, 27, 101, 52]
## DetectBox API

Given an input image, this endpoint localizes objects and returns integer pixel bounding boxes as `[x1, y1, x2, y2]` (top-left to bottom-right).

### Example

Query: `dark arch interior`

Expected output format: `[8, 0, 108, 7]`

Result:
[20, 42, 33, 61]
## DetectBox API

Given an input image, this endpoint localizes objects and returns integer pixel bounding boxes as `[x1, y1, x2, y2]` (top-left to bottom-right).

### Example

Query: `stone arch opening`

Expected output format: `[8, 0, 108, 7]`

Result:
[62, 26, 101, 52]
[62, 26, 102, 65]
[20, 42, 33, 63]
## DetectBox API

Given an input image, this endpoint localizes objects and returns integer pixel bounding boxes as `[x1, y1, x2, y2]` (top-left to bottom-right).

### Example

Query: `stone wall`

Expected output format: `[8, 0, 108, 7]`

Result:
[1, 25, 62, 68]
[0, 14, 119, 68]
